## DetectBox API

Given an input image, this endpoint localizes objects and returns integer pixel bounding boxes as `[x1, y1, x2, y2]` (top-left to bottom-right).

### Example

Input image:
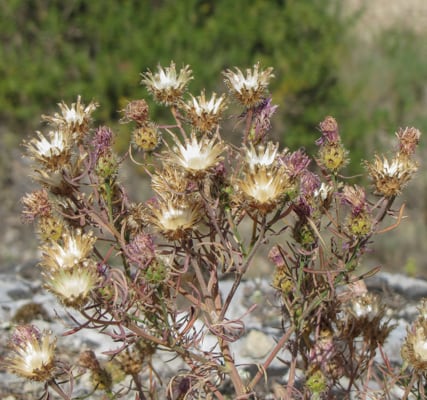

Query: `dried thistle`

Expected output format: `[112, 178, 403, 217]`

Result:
[5, 325, 57, 381]
[141, 61, 193, 106]
[365, 154, 418, 197]
[223, 62, 274, 108]
[39, 228, 97, 272]
[182, 91, 227, 133]
[42, 95, 98, 142]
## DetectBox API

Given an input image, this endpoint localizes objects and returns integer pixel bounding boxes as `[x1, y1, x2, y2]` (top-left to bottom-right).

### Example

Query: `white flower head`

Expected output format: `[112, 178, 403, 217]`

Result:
[141, 61, 193, 105]
[244, 141, 279, 171]
[167, 132, 225, 176]
[25, 130, 71, 171]
[223, 62, 274, 107]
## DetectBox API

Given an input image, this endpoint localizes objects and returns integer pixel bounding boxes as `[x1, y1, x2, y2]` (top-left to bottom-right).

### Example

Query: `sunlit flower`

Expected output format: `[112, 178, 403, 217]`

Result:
[40, 229, 97, 271]
[147, 198, 202, 240]
[236, 167, 291, 212]
[141, 61, 193, 105]
[5, 325, 56, 381]
[244, 142, 279, 171]
[42, 96, 98, 142]
[167, 132, 225, 177]
[25, 130, 71, 171]
[365, 154, 418, 197]
[223, 63, 274, 107]
[183, 91, 227, 133]
[43, 266, 98, 308]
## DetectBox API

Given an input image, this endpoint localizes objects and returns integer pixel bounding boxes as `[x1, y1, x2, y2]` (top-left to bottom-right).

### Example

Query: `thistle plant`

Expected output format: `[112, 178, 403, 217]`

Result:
[5, 62, 423, 399]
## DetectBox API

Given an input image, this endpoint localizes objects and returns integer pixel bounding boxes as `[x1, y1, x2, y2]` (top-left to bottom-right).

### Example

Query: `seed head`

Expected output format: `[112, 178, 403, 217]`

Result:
[402, 319, 427, 372]
[43, 266, 98, 308]
[42, 96, 98, 142]
[223, 63, 274, 108]
[40, 229, 97, 271]
[183, 91, 227, 133]
[316, 116, 340, 145]
[396, 127, 421, 157]
[24, 130, 71, 172]
[21, 189, 52, 223]
[131, 122, 161, 153]
[147, 197, 202, 240]
[141, 61, 193, 106]
[5, 325, 56, 381]
[365, 154, 418, 197]
[317, 142, 349, 173]
[167, 132, 225, 177]
[37, 215, 66, 243]
[121, 99, 149, 125]
[151, 164, 192, 197]
[235, 166, 291, 213]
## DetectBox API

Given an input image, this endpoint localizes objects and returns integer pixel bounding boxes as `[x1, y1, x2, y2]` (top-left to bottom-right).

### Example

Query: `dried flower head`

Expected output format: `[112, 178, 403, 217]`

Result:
[92, 126, 114, 161]
[147, 197, 202, 240]
[116, 346, 145, 376]
[24, 130, 71, 172]
[131, 122, 161, 153]
[317, 142, 349, 173]
[43, 266, 98, 308]
[236, 167, 291, 212]
[396, 127, 421, 157]
[244, 141, 279, 171]
[316, 116, 340, 145]
[21, 189, 52, 223]
[141, 61, 193, 106]
[183, 91, 227, 133]
[250, 97, 278, 142]
[167, 132, 225, 177]
[402, 319, 427, 371]
[341, 185, 368, 216]
[151, 164, 192, 197]
[122, 202, 148, 235]
[365, 154, 418, 197]
[37, 215, 66, 243]
[125, 232, 156, 269]
[42, 96, 98, 142]
[279, 149, 311, 180]
[40, 229, 97, 271]
[121, 99, 149, 125]
[223, 63, 274, 108]
[348, 293, 380, 321]
[5, 325, 56, 381]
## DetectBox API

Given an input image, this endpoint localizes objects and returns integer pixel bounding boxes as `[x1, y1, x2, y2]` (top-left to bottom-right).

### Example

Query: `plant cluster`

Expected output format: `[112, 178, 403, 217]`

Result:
[4, 61, 423, 399]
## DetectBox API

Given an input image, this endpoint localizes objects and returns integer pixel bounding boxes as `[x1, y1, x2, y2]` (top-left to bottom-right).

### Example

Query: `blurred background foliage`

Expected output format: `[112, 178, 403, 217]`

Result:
[0, 0, 426, 273]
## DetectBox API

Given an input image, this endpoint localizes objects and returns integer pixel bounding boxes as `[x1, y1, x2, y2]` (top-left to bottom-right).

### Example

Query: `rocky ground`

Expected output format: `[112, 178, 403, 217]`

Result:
[1, 258, 426, 399]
